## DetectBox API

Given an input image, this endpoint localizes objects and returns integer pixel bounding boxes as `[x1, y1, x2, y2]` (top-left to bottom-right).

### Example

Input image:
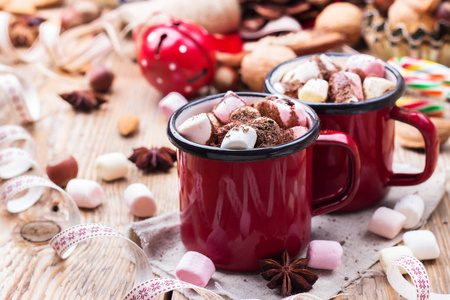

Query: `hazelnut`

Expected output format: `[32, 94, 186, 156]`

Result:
[46, 155, 78, 187]
[87, 65, 114, 93]
[213, 65, 239, 93]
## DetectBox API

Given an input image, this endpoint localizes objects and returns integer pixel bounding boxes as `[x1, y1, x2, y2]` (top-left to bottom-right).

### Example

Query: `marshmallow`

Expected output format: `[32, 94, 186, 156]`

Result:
[368, 207, 406, 239]
[329, 71, 364, 103]
[123, 183, 157, 217]
[319, 54, 339, 74]
[298, 79, 329, 103]
[256, 96, 308, 128]
[363, 77, 395, 99]
[346, 54, 385, 78]
[175, 251, 216, 287]
[291, 59, 321, 82]
[212, 91, 247, 124]
[394, 194, 425, 229]
[66, 178, 104, 208]
[220, 125, 257, 149]
[273, 82, 285, 93]
[306, 240, 343, 270]
[284, 126, 308, 142]
[159, 92, 188, 119]
[379, 246, 413, 274]
[177, 113, 215, 145]
[403, 230, 440, 260]
[95, 152, 130, 181]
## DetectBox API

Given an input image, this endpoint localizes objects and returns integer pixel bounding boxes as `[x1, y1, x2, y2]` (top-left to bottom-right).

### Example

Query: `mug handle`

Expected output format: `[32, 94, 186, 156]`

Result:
[312, 130, 361, 216]
[387, 106, 439, 186]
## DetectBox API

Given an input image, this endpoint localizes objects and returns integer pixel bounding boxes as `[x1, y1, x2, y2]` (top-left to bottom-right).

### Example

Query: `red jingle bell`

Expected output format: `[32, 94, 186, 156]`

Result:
[137, 19, 217, 97]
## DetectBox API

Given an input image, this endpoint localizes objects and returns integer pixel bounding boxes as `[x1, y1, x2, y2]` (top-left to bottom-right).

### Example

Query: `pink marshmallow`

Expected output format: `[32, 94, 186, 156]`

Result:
[177, 113, 214, 145]
[123, 183, 157, 217]
[175, 251, 216, 287]
[290, 126, 308, 139]
[346, 54, 385, 78]
[306, 240, 343, 270]
[66, 178, 104, 209]
[368, 207, 406, 239]
[257, 96, 308, 128]
[159, 92, 188, 119]
[330, 71, 364, 102]
[273, 98, 308, 128]
[212, 91, 247, 124]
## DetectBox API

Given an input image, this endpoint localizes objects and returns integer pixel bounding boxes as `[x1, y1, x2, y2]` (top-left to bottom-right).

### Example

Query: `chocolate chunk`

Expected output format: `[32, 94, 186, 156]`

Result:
[250, 117, 284, 147]
[230, 106, 261, 124]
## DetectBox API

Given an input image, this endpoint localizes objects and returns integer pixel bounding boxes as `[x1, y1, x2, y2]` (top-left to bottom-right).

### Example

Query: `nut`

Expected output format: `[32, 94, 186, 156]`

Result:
[87, 65, 114, 93]
[117, 113, 139, 136]
[213, 65, 239, 93]
[46, 155, 78, 187]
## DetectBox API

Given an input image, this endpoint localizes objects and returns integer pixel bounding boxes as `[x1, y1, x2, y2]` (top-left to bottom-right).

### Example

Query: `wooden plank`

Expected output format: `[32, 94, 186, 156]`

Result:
[0, 52, 449, 300]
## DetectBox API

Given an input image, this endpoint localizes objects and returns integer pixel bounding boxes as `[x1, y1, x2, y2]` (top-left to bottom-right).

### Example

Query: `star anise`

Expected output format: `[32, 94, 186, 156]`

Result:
[9, 15, 46, 48]
[128, 147, 177, 172]
[59, 90, 107, 112]
[260, 250, 318, 297]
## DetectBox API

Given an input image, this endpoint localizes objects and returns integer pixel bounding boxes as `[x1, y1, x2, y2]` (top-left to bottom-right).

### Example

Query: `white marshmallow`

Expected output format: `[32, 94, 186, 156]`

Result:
[319, 54, 338, 72]
[124, 183, 157, 217]
[403, 230, 440, 260]
[220, 125, 257, 149]
[95, 152, 130, 181]
[379, 246, 413, 274]
[177, 113, 214, 145]
[394, 194, 425, 229]
[159, 92, 188, 119]
[292, 60, 320, 82]
[273, 82, 285, 94]
[298, 79, 329, 103]
[368, 207, 406, 239]
[363, 77, 395, 99]
[66, 178, 104, 208]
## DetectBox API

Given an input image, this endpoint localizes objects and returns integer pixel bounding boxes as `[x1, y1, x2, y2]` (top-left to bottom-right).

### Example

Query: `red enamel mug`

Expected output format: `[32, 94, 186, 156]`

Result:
[167, 92, 361, 271]
[264, 53, 439, 212]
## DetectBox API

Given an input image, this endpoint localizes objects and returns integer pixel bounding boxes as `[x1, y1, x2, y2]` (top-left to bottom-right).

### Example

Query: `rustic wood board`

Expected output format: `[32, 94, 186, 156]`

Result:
[0, 52, 449, 300]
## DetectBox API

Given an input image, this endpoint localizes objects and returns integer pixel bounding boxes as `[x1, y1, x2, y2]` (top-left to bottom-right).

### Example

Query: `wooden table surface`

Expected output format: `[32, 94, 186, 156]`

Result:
[0, 49, 449, 300]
